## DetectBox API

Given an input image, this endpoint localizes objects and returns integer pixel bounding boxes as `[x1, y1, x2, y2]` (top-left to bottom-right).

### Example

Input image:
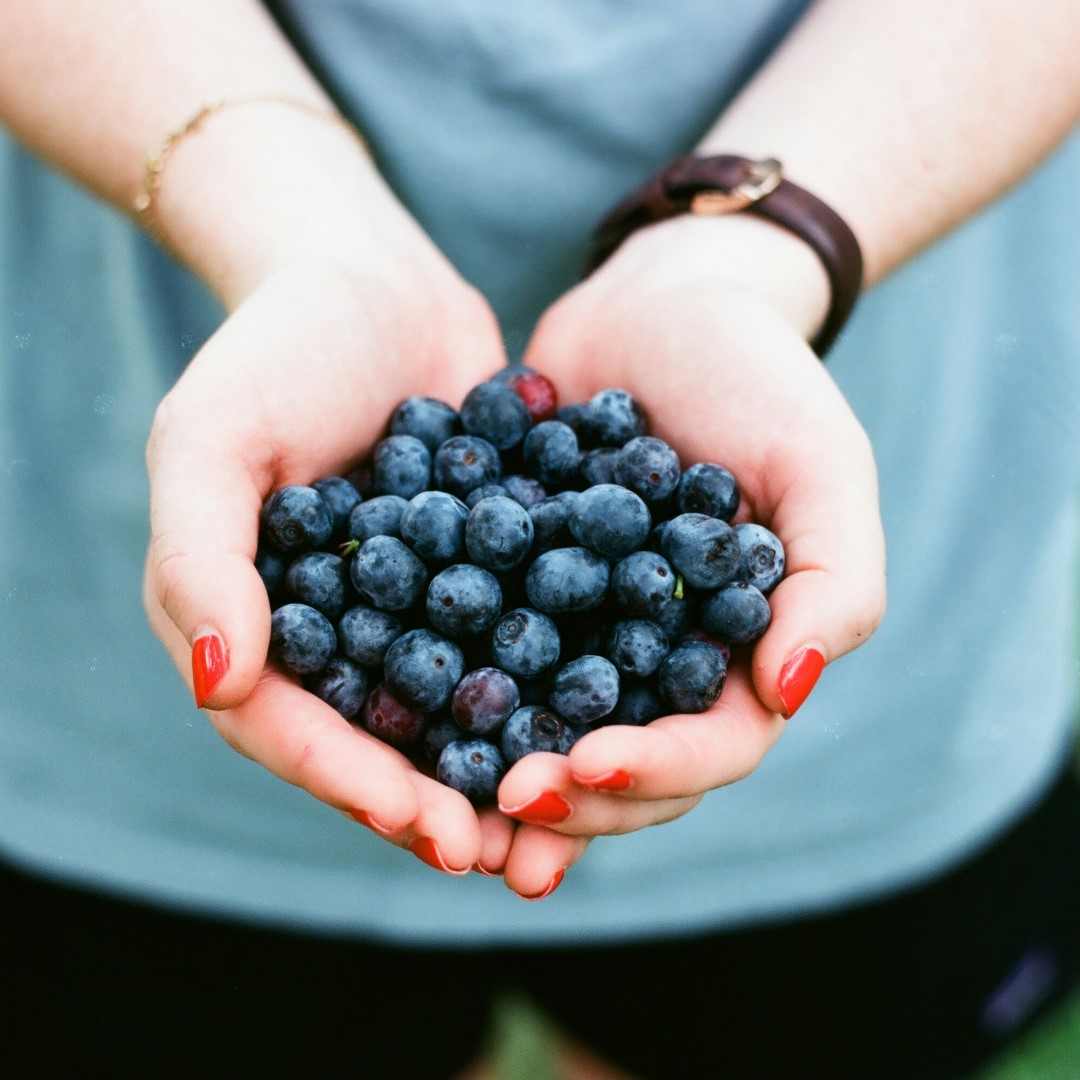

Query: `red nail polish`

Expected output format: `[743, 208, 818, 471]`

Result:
[350, 810, 394, 835]
[192, 632, 228, 708]
[499, 791, 572, 825]
[411, 837, 470, 876]
[777, 647, 825, 718]
[519, 868, 566, 902]
[577, 769, 634, 792]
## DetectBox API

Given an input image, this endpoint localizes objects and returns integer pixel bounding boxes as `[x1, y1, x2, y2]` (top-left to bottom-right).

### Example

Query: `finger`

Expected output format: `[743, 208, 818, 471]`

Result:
[474, 806, 516, 876]
[387, 773, 484, 875]
[502, 824, 591, 901]
[498, 751, 702, 836]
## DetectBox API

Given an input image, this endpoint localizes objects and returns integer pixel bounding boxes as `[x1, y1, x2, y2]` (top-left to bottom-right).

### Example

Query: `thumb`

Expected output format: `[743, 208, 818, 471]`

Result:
[144, 402, 272, 711]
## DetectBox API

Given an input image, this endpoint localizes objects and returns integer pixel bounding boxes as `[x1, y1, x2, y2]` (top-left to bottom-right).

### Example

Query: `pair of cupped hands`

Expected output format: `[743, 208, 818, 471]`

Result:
[142, 185, 885, 901]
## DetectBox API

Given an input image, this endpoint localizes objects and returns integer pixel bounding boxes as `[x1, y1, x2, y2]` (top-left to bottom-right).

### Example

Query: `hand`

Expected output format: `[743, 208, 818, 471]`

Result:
[492, 213, 886, 888]
[143, 223, 517, 876]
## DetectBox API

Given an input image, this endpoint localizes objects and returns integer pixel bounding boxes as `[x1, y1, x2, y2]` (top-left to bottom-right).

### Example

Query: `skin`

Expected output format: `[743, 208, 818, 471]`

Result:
[2, 2, 1080, 1072]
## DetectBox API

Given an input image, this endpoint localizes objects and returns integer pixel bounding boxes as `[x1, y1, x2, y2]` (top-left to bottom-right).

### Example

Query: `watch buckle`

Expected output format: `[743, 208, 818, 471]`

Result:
[690, 157, 782, 215]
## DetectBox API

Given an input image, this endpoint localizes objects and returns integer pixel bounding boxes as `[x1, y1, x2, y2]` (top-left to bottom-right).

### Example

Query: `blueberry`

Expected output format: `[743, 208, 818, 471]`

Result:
[734, 523, 786, 594]
[360, 682, 426, 748]
[261, 486, 334, 555]
[372, 434, 432, 499]
[605, 620, 669, 678]
[581, 388, 647, 448]
[525, 547, 610, 614]
[578, 447, 618, 488]
[433, 435, 502, 499]
[465, 483, 509, 509]
[269, 603, 337, 675]
[554, 401, 589, 435]
[501, 705, 577, 764]
[466, 495, 535, 572]
[349, 535, 428, 611]
[255, 543, 289, 596]
[346, 495, 408, 544]
[285, 551, 350, 620]
[700, 581, 772, 644]
[437, 739, 507, 803]
[305, 657, 368, 719]
[459, 381, 532, 451]
[426, 564, 503, 639]
[493, 365, 559, 423]
[383, 629, 465, 711]
[490, 608, 561, 677]
[523, 421, 579, 487]
[660, 513, 741, 590]
[500, 474, 548, 510]
[419, 711, 471, 767]
[529, 492, 579, 554]
[603, 679, 667, 727]
[653, 594, 695, 642]
[389, 396, 460, 454]
[400, 490, 469, 564]
[568, 484, 651, 560]
[677, 462, 740, 522]
[338, 604, 404, 666]
[658, 641, 727, 714]
[311, 476, 362, 537]
[550, 655, 620, 724]
[612, 437, 681, 504]
[610, 550, 676, 619]
[451, 667, 521, 736]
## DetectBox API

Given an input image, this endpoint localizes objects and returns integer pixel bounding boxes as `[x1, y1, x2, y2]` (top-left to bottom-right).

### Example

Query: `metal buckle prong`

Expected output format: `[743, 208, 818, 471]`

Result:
[689, 157, 782, 216]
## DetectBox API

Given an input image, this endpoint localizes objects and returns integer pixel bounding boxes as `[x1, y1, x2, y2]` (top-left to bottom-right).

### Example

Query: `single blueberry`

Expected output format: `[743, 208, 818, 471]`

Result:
[389, 396, 460, 454]
[437, 739, 507, 804]
[700, 581, 772, 644]
[734, 523, 786, 594]
[610, 550, 677, 619]
[660, 513, 741, 590]
[360, 682, 426, 748]
[255, 543, 289, 596]
[500, 474, 548, 510]
[605, 620, 669, 678]
[433, 435, 502, 499]
[490, 608, 561, 677]
[550, 655, 620, 724]
[346, 494, 408, 545]
[451, 667, 521, 736]
[372, 434, 432, 500]
[311, 476, 362, 538]
[581, 388, 647, 448]
[426, 564, 503, 639]
[602, 679, 667, 727]
[677, 462, 740, 522]
[400, 490, 469, 564]
[568, 484, 651, 560]
[459, 381, 532, 451]
[465, 483, 509, 509]
[261, 486, 334, 555]
[466, 495, 535, 572]
[383, 629, 465, 712]
[285, 551, 350, 621]
[419, 711, 471, 767]
[578, 447, 618, 488]
[305, 657, 368, 719]
[612, 437, 681, 504]
[501, 705, 578, 765]
[349, 535, 428, 611]
[525, 547, 610, 614]
[658, 641, 727, 714]
[269, 603, 337, 675]
[338, 605, 404, 666]
[554, 401, 589, 435]
[529, 492, 579, 554]
[523, 421, 579, 487]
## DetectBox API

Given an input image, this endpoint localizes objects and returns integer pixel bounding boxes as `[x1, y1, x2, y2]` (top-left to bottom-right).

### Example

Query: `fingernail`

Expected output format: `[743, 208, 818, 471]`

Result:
[351, 810, 395, 835]
[576, 769, 634, 792]
[777, 646, 825, 718]
[192, 630, 229, 708]
[499, 791, 573, 825]
[518, 868, 566, 902]
[410, 837, 470, 876]
[473, 863, 501, 877]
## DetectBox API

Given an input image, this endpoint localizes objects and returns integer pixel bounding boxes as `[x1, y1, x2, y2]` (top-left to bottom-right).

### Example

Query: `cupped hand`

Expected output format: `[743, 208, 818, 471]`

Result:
[144, 233, 515, 876]
[494, 213, 886, 889]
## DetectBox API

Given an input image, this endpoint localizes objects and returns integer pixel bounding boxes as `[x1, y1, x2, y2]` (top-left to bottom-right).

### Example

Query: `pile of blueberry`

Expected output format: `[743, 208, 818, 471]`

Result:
[257, 369, 784, 804]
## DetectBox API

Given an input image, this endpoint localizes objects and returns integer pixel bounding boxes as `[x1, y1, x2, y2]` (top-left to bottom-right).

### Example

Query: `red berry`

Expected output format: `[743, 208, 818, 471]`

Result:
[506, 370, 558, 423]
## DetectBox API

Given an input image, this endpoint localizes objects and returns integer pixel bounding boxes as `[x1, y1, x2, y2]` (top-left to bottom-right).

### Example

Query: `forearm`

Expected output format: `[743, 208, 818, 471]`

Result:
[700, 0, 1080, 288]
[0, 1, 407, 305]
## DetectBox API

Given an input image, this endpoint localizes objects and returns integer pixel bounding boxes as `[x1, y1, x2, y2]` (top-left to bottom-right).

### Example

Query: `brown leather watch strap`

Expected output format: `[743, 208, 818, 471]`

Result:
[586, 154, 864, 357]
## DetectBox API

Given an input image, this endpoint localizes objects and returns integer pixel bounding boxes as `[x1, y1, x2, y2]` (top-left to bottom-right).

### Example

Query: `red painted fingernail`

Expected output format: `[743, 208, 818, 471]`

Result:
[410, 837, 470, 876]
[473, 863, 501, 877]
[777, 647, 825, 718]
[519, 868, 566, 902]
[576, 769, 634, 792]
[499, 791, 572, 825]
[192, 631, 229, 708]
[350, 810, 395, 835]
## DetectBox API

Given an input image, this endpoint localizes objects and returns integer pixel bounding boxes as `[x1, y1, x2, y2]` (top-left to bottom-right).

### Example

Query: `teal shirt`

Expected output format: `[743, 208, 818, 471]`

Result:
[1, 0, 1078, 943]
